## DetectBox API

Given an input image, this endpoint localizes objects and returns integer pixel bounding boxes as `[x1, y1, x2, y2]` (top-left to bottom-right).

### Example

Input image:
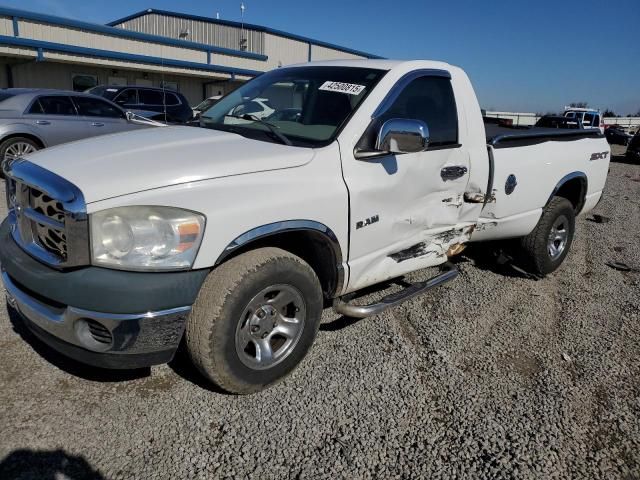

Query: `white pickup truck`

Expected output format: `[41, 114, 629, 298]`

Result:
[1, 60, 609, 394]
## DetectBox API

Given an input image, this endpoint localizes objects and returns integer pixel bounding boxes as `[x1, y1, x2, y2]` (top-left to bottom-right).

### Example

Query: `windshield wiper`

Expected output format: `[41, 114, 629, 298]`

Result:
[225, 114, 293, 146]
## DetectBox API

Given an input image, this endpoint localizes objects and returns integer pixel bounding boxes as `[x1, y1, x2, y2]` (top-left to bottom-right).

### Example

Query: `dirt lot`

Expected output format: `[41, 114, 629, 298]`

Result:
[0, 146, 638, 479]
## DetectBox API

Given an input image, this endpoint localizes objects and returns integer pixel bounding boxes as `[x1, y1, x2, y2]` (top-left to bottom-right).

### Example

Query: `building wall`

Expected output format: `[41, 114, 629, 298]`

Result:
[112, 12, 369, 68]
[0, 16, 13, 36]
[311, 45, 363, 61]
[0, 8, 375, 106]
[18, 19, 208, 64]
[0, 60, 208, 105]
[484, 111, 539, 126]
[117, 13, 265, 55]
[603, 117, 640, 129]
[264, 33, 309, 68]
[0, 58, 9, 86]
[0, 11, 267, 79]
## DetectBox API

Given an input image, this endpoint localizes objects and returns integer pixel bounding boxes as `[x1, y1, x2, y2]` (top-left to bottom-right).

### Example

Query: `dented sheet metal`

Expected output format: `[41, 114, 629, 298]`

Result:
[388, 225, 476, 263]
[474, 221, 498, 232]
[389, 242, 437, 263]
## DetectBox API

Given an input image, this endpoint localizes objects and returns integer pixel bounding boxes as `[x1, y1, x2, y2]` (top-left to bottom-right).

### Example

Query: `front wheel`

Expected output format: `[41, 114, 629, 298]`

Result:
[0, 137, 40, 174]
[186, 247, 323, 394]
[519, 196, 576, 276]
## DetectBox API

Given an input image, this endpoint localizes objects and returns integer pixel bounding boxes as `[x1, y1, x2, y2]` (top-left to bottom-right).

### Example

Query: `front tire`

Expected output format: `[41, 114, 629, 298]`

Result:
[186, 247, 323, 394]
[0, 137, 40, 174]
[519, 197, 576, 276]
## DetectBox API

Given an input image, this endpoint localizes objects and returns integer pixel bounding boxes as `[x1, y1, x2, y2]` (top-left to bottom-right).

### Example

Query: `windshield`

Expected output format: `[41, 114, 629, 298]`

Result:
[200, 66, 387, 147]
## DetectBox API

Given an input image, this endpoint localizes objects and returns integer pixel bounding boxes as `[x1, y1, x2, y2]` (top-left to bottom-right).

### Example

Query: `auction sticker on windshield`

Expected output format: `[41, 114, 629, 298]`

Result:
[319, 81, 366, 95]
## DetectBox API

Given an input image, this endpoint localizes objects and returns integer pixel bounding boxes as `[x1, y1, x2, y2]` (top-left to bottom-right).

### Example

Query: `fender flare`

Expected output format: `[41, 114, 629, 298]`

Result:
[214, 220, 345, 296]
[546, 171, 588, 213]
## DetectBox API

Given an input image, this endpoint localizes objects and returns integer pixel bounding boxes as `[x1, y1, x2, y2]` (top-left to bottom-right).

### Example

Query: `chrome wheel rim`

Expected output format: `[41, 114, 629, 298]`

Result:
[4, 141, 36, 161]
[548, 215, 569, 261]
[235, 284, 306, 370]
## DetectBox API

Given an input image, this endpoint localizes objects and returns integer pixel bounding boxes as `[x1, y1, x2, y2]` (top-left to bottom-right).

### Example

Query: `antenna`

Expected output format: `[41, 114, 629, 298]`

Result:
[160, 44, 167, 123]
[239, 2, 247, 51]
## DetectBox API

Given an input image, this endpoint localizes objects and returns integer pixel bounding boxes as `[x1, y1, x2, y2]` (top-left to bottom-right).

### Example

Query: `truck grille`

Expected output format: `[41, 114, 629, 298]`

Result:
[5, 160, 89, 268]
[25, 184, 67, 259]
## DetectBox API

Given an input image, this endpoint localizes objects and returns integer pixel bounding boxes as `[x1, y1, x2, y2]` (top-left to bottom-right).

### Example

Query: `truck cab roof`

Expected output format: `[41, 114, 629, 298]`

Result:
[288, 59, 458, 72]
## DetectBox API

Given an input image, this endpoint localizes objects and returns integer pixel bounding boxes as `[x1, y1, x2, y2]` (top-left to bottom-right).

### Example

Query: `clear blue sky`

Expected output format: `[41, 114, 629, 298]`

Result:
[4, 0, 639, 114]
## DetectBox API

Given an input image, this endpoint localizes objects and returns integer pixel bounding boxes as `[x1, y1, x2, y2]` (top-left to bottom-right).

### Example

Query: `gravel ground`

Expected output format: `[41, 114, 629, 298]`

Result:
[0, 146, 638, 479]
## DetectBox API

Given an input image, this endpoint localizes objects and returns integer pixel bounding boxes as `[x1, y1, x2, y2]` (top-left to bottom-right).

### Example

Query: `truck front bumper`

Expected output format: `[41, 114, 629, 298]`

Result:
[0, 219, 208, 369]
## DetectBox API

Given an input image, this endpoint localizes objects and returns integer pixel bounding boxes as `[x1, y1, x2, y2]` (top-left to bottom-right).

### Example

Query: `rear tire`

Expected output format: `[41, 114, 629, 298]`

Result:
[519, 197, 576, 276]
[186, 247, 323, 394]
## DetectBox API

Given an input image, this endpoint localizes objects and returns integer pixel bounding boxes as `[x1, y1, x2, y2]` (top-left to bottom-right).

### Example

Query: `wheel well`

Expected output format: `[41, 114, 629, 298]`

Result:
[553, 176, 587, 213]
[217, 230, 342, 301]
[1, 133, 45, 149]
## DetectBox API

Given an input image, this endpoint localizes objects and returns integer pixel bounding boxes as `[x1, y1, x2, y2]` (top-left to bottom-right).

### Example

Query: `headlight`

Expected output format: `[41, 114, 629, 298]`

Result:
[91, 206, 205, 271]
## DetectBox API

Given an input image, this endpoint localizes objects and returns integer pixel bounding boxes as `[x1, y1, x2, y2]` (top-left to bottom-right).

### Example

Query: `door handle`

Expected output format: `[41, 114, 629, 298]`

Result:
[36, 120, 50, 125]
[91, 122, 105, 127]
[440, 166, 468, 181]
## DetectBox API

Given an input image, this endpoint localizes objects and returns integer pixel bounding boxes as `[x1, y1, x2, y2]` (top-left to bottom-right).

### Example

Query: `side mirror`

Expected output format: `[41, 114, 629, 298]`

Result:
[376, 118, 430, 154]
[125, 111, 135, 122]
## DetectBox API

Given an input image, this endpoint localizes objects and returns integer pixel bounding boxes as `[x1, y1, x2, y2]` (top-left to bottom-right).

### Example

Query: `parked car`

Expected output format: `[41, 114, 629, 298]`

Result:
[88, 86, 193, 124]
[535, 115, 582, 129]
[627, 131, 640, 162]
[0, 88, 149, 172]
[604, 125, 633, 146]
[267, 108, 302, 122]
[225, 97, 275, 121]
[0, 60, 610, 394]
[192, 95, 222, 117]
[564, 108, 603, 132]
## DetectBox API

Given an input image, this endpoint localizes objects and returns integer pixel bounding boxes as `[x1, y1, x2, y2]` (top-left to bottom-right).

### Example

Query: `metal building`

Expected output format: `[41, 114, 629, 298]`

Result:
[0, 7, 380, 105]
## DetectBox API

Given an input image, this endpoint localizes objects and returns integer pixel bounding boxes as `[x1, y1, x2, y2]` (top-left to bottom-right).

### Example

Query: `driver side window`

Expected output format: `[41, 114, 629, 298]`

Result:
[379, 76, 459, 147]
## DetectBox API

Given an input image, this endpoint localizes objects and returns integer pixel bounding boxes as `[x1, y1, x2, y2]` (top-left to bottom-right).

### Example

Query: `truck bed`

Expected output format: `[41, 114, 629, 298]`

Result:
[473, 121, 610, 244]
[485, 123, 603, 148]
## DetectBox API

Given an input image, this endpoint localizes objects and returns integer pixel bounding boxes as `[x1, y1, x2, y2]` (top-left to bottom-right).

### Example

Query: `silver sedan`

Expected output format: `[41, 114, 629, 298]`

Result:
[0, 89, 150, 171]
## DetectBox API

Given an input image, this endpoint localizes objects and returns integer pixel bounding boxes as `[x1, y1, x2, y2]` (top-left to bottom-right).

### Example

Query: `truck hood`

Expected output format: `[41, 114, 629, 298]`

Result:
[26, 126, 314, 203]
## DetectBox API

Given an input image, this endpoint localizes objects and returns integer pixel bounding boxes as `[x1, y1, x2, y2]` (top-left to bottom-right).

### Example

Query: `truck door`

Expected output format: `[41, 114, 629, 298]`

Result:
[340, 73, 478, 292]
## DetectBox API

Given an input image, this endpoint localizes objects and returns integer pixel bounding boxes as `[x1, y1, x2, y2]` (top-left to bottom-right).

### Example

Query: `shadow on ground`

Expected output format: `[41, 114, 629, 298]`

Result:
[454, 241, 541, 280]
[320, 277, 409, 332]
[0, 449, 104, 480]
[321, 241, 541, 331]
[7, 305, 150, 383]
[167, 343, 231, 394]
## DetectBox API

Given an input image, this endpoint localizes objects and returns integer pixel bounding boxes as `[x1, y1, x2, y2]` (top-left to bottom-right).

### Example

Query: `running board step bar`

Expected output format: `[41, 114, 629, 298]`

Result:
[333, 262, 459, 319]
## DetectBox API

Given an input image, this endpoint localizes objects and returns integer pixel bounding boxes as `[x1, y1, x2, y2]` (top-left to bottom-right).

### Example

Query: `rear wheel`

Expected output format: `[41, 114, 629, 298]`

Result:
[519, 196, 576, 276]
[186, 247, 323, 394]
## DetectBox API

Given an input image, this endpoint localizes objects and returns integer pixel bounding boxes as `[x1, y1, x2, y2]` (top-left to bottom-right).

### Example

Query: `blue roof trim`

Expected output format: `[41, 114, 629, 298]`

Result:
[108, 8, 385, 60]
[0, 35, 263, 77]
[0, 6, 267, 61]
